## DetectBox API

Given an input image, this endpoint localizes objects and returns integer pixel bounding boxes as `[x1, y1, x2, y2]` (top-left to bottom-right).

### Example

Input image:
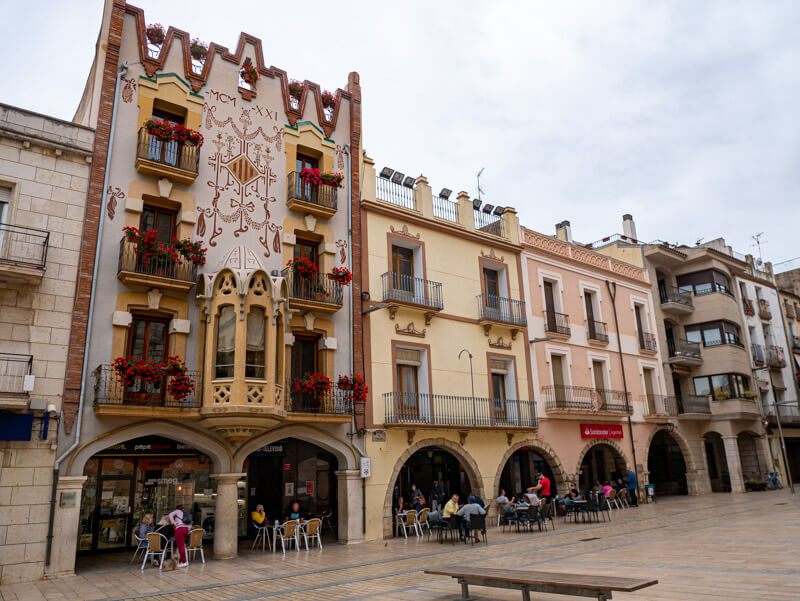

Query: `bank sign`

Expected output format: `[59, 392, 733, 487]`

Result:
[580, 424, 624, 439]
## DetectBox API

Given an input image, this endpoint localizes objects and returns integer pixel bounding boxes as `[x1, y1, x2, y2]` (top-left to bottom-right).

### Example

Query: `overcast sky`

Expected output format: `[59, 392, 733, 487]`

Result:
[2, 1, 797, 265]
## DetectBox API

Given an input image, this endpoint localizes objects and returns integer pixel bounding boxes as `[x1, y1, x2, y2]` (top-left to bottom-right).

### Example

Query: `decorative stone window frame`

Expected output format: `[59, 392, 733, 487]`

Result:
[485, 352, 519, 401]
[136, 73, 204, 132]
[586, 351, 613, 392]
[284, 121, 338, 178]
[110, 291, 190, 362]
[544, 344, 573, 387]
[286, 312, 337, 383]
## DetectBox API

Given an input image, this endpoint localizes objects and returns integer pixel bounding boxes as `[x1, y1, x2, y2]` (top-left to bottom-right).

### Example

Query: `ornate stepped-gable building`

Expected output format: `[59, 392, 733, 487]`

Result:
[49, 0, 364, 576]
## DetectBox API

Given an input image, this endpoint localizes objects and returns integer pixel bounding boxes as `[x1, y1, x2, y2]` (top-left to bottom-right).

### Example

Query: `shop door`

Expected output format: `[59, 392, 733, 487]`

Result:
[94, 477, 133, 550]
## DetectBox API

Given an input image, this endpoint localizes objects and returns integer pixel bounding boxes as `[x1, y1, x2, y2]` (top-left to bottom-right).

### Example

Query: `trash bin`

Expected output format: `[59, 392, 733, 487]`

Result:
[645, 484, 656, 503]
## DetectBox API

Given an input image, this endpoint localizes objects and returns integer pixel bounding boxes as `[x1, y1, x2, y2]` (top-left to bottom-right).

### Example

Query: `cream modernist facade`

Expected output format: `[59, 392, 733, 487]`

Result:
[47, 1, 365, 577]
[0, 104, 94, 583]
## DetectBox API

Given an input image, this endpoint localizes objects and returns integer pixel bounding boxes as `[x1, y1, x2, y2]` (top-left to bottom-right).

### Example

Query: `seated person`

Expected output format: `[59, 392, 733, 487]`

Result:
[251, 504, 268, 526]
[155, 514, 174, 539]
[495, 489, 515, 515]
[137, 513, 155, 541]
[442, 494, 460, 519]
[285, 501, 305, 523]
[456, 496, 486, 540]
[410, 485, 426, 511]
[394, 496, 407, 515]
[602, 481, 613, 497]
[472, 494, 486, 509]
[592, 480, 604, 495]
[564, 483, 583, 510]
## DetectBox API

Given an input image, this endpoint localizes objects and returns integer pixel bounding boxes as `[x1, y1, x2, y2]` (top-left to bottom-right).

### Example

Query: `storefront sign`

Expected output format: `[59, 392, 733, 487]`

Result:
[580, 423, 624, 439]
[253, 444, 285, 456]
[305, 481, 314, 495]
[97, 436, 198, 456]
[283, 463, 292, 471]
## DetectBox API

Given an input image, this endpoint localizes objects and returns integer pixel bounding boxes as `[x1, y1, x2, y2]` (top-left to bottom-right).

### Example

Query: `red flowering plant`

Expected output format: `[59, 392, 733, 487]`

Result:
[292, 372, 331, 397]
[241, 64, 260, 85]
[172, 238, 207, 265]
[167, 371, 195, 401]
[171, 124, 204, 147]
[144, 119, 173, 142]
[190, 38, 208, 60]
[299, 167, 322, 187]
[112, 357, 162, 388]
[146, 23, 166, 45]
[320, 172, 344, 188]
[329, 266, 352, 286]
[161, 356, 187, 377]
[123, 226, 206, 268]
[287, 256, 318, 279]
[288, 79, 305, 99]
[321, 90, 336, 110]
[337, 374, 368, 404]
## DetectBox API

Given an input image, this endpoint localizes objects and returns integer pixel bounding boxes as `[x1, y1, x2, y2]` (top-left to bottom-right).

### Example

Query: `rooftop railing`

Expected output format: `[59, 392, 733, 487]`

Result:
[376, 177, 415, 210]
[473, 210, 504, 237]
[383, 392, 538, 427]
[432, 195, 459, 223]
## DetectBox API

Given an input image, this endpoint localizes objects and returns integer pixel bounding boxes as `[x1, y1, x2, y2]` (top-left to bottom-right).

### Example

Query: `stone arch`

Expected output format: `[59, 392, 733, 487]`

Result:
[492, 438, 567, 498]
[644, 426, 697, 473]
[381, 437, 483, 531]
[233, 424, 358, 472]
[66, 420, 232, 476]
[574, 438, 630, 477]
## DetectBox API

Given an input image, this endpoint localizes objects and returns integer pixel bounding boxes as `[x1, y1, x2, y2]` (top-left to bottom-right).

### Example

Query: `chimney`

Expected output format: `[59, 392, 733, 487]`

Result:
[622, 214, 637, 241]
[555, 220, 573, 244]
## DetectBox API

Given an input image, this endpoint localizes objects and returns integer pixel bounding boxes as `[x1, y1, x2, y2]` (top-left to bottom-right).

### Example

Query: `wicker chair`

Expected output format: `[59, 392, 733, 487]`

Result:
[302, 518, 323, 550]
[187, 528, 205, 563]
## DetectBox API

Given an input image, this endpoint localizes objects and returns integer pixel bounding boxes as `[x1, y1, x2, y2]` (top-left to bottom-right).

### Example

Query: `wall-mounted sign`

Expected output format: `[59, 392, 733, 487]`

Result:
[371, 430, 386, 442]
[253, 444, 285, 457]
[305, 481, 314, 495]
[282, 463, 293, 471]
[580, 424, 624, 439]
[60, 491, 77, 508]
[360, 457, 372, 478]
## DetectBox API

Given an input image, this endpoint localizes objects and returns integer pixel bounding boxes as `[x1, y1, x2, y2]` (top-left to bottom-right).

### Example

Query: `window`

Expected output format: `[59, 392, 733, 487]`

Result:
[634, 303, 647, 335]
[294, 239, 318, 267]
[592, 359, 606, 406]
[296, 153, 318, 202]
[140, 205, 176, 246]
[128, 315, 169, 399]
[693, 373, 750, 400]
[643, 367, 656, 401]
[391, 245, 414, 293]
[551, 354, 567, 406]
[245, 308, 266, 379]
[685, 320, 742, 347]
[215, 306, 236, 379]
[484, 268, 500, 297]
[395, 348, 420, 419]
[291, 335, 319, 379]
[676, 269, 732, 296]
[0, 185, 9, 223]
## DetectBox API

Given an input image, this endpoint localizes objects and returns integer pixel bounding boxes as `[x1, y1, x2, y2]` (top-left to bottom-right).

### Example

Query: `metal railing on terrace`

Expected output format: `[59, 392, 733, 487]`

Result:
[0, 353, 33, 395]
[287, 171, 338, 210]
[659, 285, 692, 308]
[383, 392, 538, 427]
[541, 385, 631, 413]
[381, 272, 444, 309]
[376, 177, 415, 210]
[473, 210, 504, 237]
[587, 320, 609, 343]
[544, 311, 571, 336]
[432, 195, 459, 223]
[642, 395, 678, 416]
[286, 381, 353, 415]
[136, 128, 200, 174]
[0, 223, 49, 269]
[93, 364, 202, 408]
[668, 338, 701, 360]
[677, 395, 711, 415]
[477, 294, 526, 325]
[118, 237, 197, 283]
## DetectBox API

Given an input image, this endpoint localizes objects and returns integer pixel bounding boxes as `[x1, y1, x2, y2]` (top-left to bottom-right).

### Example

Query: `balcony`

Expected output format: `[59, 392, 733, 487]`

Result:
[282, 267, 344, 314]
[639, 331, 658, 353]
[381, 272, 444, 315]
[286, 381, 353, 419]
[286, 171, 338, 219]
[0, 223, 49, 284]
[117, 237, 197, 293]
[667, 338, 702, 366]
[134, 128, 199, 185]
[477, 294, 526, 332]
[93, 364, 202, 415]
[383, 392, 538, 429]
[0, 353, 33, 408]
[742, 298, 755, 316]
[751, 343, 765, 366]
[541, 385, 632, 416]
[642, 395, 678, 417]
[660, 286, 693, 315]
[792, 335, 800, 352]
[767, 403, 800, 427]
[544, 311, 571, 337]
[586, 320, 609, 344]
[765, 345, 786, 368]
[758, 299, 771, 320]
[677, 395, 711, 417]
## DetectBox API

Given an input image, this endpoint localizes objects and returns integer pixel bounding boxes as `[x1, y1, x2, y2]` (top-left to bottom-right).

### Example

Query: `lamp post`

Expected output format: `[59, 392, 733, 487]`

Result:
[459, 349, 475, 424]
[754, 365, 795, 494]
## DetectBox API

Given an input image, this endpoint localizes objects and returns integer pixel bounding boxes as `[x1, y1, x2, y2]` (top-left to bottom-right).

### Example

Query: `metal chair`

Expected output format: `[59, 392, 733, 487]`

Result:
[538, 500, 555, 531]
[416, 508, 431, 538]
[438, 515, 459, 544]
[400, 509, 419, 538]
[468, 514, 488, 545]
[277, 520, 300, 553]
[251, 520, 270, 551]
[302, 518, 323, 550]
[319, 511, 334, 535]
[141, 532, 170, 570]
[187, 528, 206, 563]
[131, 530, 149, 564]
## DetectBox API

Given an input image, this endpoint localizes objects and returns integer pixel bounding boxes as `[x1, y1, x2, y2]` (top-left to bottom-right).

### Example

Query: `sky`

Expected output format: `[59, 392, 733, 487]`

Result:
[2, 1, 798, 265]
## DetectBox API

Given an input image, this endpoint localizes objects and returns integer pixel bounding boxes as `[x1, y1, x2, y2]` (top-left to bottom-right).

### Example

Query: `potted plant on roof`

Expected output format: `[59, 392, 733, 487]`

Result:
[146, 23, 166, 45]
[288, 79, 305, 100]
[190, 38, 208, 61]
[241, 64, 259, 86]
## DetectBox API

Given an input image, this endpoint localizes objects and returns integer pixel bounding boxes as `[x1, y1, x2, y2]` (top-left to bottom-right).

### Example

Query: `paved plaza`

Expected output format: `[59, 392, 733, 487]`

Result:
[2, 491, 798, 601]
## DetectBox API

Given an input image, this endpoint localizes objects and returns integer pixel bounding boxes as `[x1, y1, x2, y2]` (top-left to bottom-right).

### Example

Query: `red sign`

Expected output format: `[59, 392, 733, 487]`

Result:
[282, 463, 292, 471]
[580, 424, 624, 439]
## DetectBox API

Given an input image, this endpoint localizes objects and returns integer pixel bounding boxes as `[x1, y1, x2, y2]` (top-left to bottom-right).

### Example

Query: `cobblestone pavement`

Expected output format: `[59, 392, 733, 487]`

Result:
[2, 491, 798, 601]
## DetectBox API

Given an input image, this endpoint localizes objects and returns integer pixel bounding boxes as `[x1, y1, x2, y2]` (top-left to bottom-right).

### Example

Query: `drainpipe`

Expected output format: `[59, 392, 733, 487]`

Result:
[45, 61, 128, 568]
[605, 280, 641, 499]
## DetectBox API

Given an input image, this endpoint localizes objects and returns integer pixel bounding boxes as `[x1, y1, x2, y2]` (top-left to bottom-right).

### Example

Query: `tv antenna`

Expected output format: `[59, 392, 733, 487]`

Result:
[751, 232, 766, 263]
[476, 168, 485, 201]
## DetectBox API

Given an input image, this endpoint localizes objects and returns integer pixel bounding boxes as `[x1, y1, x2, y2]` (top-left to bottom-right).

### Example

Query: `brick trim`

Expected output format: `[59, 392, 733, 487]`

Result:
[62, 0, 126, 433]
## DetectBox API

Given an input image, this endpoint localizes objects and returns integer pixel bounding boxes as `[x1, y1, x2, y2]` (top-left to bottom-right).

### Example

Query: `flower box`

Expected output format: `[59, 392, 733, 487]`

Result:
[329, 266, 352, 286]
[299, 168, 344, 189]
[112, 355, 194, 401]
[287, 256, 318, 279]
[190, 38, 208, 61]
[123, 226, 207, 269]
[146, 23, 165, 45]
[145, 119, 173, 143]
[337, 374, 368, 404]
[321, 90, 336, 110]
[241, 64, 260, 85]
[288, 79, 305, 99]
[293, 372, 331, 397]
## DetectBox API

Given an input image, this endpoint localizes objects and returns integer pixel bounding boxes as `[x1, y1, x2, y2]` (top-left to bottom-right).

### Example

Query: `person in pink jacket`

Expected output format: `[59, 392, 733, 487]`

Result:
[168, 504, 192, 567]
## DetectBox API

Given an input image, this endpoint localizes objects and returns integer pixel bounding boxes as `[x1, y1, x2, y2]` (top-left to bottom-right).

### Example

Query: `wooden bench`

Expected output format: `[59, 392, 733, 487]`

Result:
[425, 567, 657, 601]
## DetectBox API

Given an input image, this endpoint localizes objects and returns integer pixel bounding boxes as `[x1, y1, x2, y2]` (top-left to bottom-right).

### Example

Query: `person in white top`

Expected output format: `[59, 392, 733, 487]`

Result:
[168, 504, 192, 567]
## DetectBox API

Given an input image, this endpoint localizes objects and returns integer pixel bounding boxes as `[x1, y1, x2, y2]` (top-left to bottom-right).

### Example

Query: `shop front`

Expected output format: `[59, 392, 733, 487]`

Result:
[78, 435, 217, 553]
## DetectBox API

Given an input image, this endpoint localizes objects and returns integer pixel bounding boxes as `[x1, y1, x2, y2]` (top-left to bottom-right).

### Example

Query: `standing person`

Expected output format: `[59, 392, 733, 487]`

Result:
[168, 504, 191, 568]
[625, 467, 639, 506]
[429, 480, 445, 511]
[528, 471, 552, 501]
[410, 484, 425, 511]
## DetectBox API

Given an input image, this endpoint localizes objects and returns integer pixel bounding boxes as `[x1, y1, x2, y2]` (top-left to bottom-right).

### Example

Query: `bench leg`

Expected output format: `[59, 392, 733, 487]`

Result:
[596, 593, 612, 601]
[521, 585, 531, 601]
[457, 578, 477, 601]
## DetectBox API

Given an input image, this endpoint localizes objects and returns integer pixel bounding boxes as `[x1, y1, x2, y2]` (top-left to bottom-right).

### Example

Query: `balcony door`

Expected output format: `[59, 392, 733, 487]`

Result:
[551, 354, 566, 408]
[391, 245, 415, 298]
[293, 239, 320, 300]
[544, 281, 557, 330]
[635, 304, 646, 346]
[483, 268, 502, 317]
[585, 293, 596, 338]
[128, 315, 169, 403]
[592, 360, 606, 409]
[643, 367, 656, 414]
[296, 154, 319, 202]
[148, 108, 184, 166]
[137, 205, 178, 276]
[491, 371, 507, 422]
[396, 363, 419, 419]
[291, 335, 320, 410]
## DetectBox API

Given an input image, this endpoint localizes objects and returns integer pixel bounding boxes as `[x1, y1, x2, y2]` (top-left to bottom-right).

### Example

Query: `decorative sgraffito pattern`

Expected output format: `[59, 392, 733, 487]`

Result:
[197, 103, 283, 258]
[336, 239, 348, 264]
[106, 186, 125, 220]
[335, 145, 345, 170]
[121, 77, 137, 103]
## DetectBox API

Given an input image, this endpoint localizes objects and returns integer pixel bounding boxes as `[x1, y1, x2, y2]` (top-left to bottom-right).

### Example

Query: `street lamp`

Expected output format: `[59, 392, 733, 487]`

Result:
[458, 349, 475, 399]
[753, 365, 795, 494]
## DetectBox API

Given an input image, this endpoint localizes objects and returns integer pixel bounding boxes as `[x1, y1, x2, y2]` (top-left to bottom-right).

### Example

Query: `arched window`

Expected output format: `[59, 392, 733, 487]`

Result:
[215, 305, 236, 378]
[274, 315, 282, 381]
[246, 307, 266, 379]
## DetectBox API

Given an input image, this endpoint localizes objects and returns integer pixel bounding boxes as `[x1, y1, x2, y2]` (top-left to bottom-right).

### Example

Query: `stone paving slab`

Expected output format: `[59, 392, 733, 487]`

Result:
[1, 491, 798, 601]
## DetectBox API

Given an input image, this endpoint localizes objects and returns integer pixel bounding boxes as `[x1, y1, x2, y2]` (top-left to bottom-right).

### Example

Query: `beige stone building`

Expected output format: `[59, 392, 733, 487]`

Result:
[0, 104, 94, 583]
[774, 267, 800, 485]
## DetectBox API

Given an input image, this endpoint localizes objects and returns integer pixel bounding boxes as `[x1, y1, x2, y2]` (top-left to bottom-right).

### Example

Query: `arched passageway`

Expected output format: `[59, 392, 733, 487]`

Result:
[704, 432, 731, 492]
[499, 448, 557, 498]
[737, 432, 762, 480]
[392, 446, 473, 513]
[579, 442, 627, 490]
[647, 430, 688, 495]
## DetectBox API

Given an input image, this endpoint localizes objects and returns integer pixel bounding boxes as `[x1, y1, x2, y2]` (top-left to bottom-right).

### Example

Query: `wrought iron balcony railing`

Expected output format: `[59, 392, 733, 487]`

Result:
[742, 298, 755, 316]
[642, 394, 678, 416]
[0, 223, 49, 269]
[0, 353, 33, 395]
[544, 311, 570, 336]
[287, 171, 338, 211]
[751, 343, 765, 366]
[286, 380, 353, 415]
[381, 272, 444, 310]
[135, 128, 200, 174]
[282, 267, 344, 306]
[383, 392, 538, 427]
[677, 394, 712, 415]
[758, 299, 771, 320]
[93, 364, 202, 408]
[477, 294, 526, 325]
[659, 285, 692, 308]
[118, 237, 197, 284]
[765, 345, 786, 368]
[639, 331, 658, 352]
[541, 385, 631, 413]
[668, 338, 702, 360]
[587, 320, 609, 342]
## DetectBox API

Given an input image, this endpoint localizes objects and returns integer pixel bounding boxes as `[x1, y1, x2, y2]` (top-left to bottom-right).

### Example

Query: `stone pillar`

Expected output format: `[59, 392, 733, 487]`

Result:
[722, 436, 745, 493]
[757, 436, 772, 479]
[414, 175, 433, 218]
[211, 472, 245, 559]
[456, 191, 473, 229]
[46, 475, 87, 578]
[335, 470, 363, 543]
[692, 439, 712, 495]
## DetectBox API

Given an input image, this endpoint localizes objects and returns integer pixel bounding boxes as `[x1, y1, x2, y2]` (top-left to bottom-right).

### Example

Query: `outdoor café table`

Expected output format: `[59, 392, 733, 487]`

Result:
[567, 499, 590, 523]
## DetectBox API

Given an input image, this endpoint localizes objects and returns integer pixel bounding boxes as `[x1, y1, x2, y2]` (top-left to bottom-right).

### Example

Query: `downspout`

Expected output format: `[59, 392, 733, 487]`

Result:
[605, 280, 641, 498]
[45, 61, 128, 568]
